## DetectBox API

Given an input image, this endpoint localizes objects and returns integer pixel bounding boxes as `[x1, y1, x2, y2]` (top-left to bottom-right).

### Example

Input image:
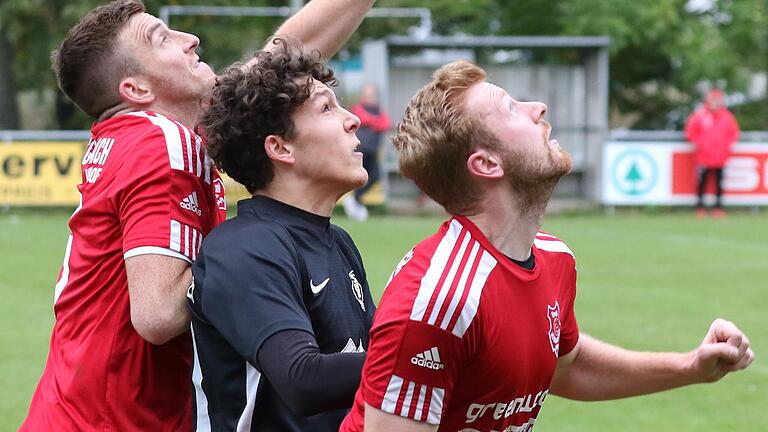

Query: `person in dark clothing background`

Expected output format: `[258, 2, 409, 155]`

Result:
[343, 83, 391, 221]
[187, 39, 376, 431]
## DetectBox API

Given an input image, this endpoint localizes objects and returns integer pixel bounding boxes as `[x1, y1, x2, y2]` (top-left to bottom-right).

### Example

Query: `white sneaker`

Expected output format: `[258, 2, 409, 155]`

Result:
[343, 196, 367, 221]
[357, 202, 369, 221]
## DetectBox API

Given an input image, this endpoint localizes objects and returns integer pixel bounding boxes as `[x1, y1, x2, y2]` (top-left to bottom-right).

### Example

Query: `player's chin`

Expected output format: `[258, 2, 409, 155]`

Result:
[355, 172, 369, 188]
[550, 148, 573, 175]
[351, 168, 368, 189]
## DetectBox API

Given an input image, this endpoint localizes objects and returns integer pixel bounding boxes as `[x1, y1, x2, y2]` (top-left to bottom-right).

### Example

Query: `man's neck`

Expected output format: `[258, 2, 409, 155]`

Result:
[256, 173, 343, 218]
[465, 182, 555, 261]
[98, 101, 201, 129]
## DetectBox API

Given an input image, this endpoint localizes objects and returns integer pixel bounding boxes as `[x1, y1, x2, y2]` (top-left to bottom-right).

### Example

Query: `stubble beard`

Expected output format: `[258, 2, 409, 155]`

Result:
[503, 143, 572, 213]
[149, 72, 211, 126]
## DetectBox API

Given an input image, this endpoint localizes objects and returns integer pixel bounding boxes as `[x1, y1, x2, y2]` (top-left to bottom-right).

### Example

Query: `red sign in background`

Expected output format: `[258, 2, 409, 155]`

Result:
[672, 152, 768, 195]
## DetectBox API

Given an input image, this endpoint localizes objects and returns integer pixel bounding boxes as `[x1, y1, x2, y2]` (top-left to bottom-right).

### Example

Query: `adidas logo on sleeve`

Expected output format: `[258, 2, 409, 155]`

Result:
[410, 346, 445, 370]
[180, 192, 202, 216]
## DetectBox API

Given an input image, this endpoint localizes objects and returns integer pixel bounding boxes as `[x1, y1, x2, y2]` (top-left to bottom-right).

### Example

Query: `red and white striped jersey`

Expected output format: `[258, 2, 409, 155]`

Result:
[21, 111, 226, 432]
[341, 216, 579, 432]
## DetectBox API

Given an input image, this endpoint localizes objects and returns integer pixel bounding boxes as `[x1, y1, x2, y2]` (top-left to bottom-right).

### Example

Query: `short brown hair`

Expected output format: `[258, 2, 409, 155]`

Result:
[393, 60, 497, 214]
[201, 38, 336, 194]
[52, 0, 145, 118]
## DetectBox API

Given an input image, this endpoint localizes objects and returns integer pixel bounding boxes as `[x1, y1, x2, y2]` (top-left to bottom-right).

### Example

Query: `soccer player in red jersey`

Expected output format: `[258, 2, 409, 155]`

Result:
[340, 61, 755, 432]
[20, 0, 373, 431]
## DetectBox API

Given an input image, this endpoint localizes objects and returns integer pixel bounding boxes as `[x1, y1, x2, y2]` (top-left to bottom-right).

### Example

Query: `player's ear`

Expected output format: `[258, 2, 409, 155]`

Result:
[467, 149, 504, 179]
[118, 76, 155, 106]
[264, 135, 295, 166]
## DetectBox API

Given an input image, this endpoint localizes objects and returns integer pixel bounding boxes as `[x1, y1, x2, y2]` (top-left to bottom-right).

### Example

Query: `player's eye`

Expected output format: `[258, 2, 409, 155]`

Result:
[322, 104, 331, 112]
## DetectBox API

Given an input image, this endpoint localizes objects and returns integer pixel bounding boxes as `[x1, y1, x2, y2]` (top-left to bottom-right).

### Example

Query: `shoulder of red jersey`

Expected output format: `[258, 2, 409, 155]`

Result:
[386, 218, 499, 338]
[533, 231, 575, 257]
[104, 111, 213, 182]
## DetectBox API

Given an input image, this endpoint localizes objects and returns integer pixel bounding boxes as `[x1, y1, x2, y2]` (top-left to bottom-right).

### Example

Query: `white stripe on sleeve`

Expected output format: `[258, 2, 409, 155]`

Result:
[204, 153, 212, 184]
[147, 113, 186, 171]
[534, 238, 574, 256]
[184, 224, 190, 258]
[452, 250, 496, 337]
[170, 220, 182, 252]
[410, 219, 463, 321]
[400, 381, 416, 417]
[176, 120, 194, 173]
[427, 231, 471, 326]
[426, 387, 444, 424]
[195, 135, 203, 176]
[412, 384, 428, 421]
[124, 246, 191, 263]
[381, 375, 404, 414]
[440, 240, 480, 330]
[191, 227, 198, 261]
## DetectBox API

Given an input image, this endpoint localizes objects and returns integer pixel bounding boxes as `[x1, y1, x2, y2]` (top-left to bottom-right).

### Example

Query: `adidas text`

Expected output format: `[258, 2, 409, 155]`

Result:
[180, 192, 202, 216]
[410, 347, 445, 370]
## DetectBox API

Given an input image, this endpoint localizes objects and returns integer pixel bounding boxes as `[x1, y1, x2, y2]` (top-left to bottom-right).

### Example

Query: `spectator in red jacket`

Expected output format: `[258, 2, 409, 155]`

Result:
[684, 89, 740, 218]
[343, 83, 391, 220]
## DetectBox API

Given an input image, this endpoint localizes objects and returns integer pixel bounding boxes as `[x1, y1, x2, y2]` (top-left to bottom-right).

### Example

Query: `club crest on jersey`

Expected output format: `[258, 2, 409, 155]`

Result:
[547, 301, 561, 355]
[386, 248, 414, 286]
[348, 270, 365, 311]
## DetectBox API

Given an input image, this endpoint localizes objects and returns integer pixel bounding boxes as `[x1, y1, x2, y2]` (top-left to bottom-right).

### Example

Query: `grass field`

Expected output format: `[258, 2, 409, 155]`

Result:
[1, 208, 766, 431]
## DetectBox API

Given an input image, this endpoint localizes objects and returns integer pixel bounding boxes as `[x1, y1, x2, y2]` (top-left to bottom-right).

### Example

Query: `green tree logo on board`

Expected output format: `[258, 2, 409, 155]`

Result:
[624, 161, 643, 195]
[611, 149, 657, 196]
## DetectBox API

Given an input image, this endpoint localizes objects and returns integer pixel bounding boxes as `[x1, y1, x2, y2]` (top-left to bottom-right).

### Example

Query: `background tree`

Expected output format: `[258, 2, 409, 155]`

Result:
[0, 0, 116, 129]
[0, 0, 765, 130]
[0, 0, 282, 130]
[555, 0, 767, 129]
[0, 22, 20, 129]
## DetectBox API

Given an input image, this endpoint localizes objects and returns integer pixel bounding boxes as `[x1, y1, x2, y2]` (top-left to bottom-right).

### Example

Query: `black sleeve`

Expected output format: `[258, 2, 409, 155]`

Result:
[257, 329, 366, 417]
[192, 222, 314, 366]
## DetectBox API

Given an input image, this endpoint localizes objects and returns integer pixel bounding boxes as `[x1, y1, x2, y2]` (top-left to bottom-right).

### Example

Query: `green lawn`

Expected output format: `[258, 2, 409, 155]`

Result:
[1, 208, 766, 431]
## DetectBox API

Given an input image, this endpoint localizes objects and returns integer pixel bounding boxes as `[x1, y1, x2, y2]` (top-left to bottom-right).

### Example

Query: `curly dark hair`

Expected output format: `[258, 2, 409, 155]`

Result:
[201, 38, 336, 194]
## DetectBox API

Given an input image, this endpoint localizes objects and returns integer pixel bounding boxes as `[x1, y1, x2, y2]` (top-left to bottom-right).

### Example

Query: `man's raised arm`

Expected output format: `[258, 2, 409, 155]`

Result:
[255, 0, 375, 63]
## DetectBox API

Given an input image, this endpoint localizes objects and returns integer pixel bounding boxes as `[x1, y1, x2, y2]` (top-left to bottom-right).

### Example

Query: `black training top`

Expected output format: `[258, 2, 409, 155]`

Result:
[188, 195, 376, 432]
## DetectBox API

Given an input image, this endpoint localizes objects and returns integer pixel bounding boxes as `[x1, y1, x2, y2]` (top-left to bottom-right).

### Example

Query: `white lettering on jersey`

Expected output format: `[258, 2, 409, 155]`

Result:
[349, 270, 365, 311]
[410, 346, 445, 370]
[84, 166, 102, 184]
[458, 418, 536, 432]
[180, 191, 202, 216]
[82, 137, 115, 165]
[82, 137, 115, 184]
[464, 390, 548, 424]
[213, 178, 226, 211]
